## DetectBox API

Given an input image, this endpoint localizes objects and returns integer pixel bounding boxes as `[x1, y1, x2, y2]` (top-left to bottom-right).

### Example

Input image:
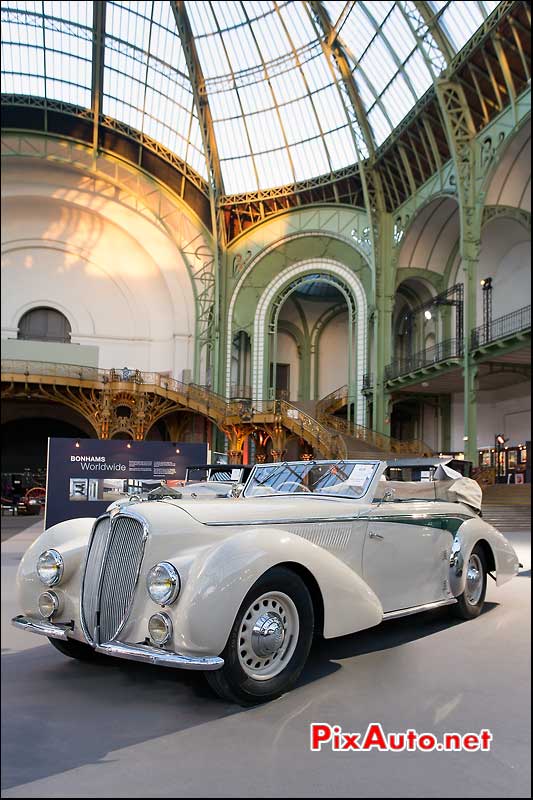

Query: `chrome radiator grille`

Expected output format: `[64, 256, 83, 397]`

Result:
[81, 514, 146, 644]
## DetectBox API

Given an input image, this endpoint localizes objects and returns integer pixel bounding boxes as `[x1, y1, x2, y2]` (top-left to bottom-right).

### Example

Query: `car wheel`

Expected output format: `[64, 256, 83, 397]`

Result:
[205, 566, 314, 706]
[47, 637, 103, 662]
[452, 544, 487, 620]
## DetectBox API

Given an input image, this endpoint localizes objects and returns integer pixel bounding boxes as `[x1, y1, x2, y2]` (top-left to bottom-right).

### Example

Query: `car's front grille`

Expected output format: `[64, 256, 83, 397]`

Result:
[81, 514, 146, 644]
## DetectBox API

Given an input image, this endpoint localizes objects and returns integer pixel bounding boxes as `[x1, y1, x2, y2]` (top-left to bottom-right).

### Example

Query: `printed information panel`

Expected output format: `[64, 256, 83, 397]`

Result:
[45, 438, 207, 528]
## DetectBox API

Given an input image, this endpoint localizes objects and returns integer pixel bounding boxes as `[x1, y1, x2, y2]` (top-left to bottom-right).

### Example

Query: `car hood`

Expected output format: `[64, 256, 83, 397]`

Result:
[111, 495, 371, 559]
[162, 494, 369, 524]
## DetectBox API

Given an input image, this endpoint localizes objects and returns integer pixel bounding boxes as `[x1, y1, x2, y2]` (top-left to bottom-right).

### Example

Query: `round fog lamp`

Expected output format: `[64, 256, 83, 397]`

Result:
[146, 562, 180, 605]
[148, 613, 172, 645]
[37, 549, 64, 586]
[38, 591, 59, 619]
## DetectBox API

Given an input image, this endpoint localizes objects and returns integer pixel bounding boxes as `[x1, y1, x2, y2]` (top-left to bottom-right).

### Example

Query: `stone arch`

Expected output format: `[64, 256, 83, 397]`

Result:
[251, 259, 367, 425]
[396, 195, 460, 277]
[226, 234, 371, 399]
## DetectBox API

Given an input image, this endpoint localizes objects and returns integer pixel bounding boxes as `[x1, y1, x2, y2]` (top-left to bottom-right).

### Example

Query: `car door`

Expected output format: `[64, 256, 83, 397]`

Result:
[362, 501, 452, 613]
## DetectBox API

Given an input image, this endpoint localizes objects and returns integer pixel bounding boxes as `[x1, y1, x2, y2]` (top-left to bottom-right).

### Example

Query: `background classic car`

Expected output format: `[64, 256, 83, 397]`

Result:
[12, 459, 520, 705]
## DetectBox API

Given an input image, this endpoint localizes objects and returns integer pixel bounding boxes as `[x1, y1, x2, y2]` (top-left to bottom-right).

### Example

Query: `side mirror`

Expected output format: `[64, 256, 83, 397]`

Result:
[231, 483, 245, 498]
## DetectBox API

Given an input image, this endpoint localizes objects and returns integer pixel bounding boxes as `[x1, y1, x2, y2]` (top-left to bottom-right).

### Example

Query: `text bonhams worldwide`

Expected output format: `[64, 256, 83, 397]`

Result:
[79, 462, 127, 471]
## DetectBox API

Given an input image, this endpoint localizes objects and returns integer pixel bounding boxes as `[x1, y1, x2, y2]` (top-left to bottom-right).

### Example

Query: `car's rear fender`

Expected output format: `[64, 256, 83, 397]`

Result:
[449, 517, 520, 595]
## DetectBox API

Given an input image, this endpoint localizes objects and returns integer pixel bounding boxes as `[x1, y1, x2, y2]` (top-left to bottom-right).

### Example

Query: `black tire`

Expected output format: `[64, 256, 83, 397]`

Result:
[48, 636, 103, 662]
[452, 544, 487, 620]
[205, 567, 314, 706]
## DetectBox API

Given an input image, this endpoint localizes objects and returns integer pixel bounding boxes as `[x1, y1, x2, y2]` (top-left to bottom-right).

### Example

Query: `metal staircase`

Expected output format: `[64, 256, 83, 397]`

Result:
[316, 385, 433, 458]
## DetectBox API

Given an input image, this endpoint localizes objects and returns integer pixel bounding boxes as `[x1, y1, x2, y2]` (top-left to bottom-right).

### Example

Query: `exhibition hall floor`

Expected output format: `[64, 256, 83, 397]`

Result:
[2, 520, 531, 799]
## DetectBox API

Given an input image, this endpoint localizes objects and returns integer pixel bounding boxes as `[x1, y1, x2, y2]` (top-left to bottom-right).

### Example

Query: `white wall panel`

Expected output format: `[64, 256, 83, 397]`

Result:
[1, 159, 198, 378]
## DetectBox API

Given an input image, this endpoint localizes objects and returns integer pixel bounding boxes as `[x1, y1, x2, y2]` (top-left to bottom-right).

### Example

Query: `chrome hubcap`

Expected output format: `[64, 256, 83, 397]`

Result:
[237, 592, 299, 681]
[251, 612, 285, 656]
[465, 554, 484, 605]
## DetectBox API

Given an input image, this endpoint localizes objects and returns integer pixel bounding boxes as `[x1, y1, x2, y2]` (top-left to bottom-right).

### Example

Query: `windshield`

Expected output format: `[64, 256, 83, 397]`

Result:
[244, 460, 380, 499]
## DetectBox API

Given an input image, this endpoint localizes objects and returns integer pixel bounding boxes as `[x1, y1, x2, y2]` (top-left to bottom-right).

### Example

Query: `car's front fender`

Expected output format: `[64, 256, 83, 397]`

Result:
[168, 527, 383, 658]
[16, 517, 95, 643]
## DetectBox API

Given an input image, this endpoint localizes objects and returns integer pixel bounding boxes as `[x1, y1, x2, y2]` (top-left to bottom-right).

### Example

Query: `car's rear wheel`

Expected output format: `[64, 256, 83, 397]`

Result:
[205, 566, 314, 705]
[47, 636, 103, 662]
[452, 544, 487, 620]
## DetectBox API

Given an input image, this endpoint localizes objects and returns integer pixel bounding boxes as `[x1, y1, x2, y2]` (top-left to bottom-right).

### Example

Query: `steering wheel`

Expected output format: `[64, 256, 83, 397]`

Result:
[277, 480, 311, 493]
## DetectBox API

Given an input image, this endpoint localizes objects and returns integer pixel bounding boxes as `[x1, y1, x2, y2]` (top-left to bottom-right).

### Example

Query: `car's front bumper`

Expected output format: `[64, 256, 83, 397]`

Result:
[11, 615, 224, 671]
[12, 614, 71, 639]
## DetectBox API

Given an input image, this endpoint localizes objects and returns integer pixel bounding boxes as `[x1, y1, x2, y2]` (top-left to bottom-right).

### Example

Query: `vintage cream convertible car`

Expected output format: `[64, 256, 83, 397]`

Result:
[12, 459, 520, 705]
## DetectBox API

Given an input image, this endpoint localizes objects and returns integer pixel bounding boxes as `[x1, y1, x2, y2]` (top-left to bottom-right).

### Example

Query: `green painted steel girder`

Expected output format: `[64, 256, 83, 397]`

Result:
[90, 0, 106, 154]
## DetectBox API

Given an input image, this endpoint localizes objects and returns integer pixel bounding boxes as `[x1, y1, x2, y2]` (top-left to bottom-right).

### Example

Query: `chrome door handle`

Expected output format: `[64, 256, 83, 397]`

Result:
[369, 531, 384, 540]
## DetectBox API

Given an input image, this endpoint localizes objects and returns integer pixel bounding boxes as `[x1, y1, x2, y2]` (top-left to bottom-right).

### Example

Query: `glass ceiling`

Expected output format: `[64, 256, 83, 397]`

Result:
[1, 1, 502, 195]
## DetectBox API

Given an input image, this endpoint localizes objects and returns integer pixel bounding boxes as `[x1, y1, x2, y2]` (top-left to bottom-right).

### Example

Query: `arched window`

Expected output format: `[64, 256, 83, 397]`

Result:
[18, 307, 71, 343]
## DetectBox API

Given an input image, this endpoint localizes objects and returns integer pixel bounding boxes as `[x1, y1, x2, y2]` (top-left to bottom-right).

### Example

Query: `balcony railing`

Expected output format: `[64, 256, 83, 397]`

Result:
[385, 338, 463, 381]
[471, 305, 531, 349]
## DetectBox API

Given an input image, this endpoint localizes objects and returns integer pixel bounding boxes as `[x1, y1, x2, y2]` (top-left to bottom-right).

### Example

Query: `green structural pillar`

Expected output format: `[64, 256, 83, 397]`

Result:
[372, 213, 394, 437]
[462, 250, 479, 463]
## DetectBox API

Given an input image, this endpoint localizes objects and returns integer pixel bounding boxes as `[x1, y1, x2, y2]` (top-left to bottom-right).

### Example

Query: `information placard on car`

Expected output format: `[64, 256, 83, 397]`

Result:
[45, 438, 207, 527]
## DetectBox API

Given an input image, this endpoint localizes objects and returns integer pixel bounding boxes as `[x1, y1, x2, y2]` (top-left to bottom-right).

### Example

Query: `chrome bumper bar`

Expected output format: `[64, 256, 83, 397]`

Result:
[95, 640, 224, 671]
[11, 615, 71, 640]
[11, 615, 224, 671]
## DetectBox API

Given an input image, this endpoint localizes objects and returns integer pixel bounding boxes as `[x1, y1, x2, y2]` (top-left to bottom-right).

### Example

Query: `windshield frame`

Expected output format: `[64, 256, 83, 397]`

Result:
[243, 459, 383, 501]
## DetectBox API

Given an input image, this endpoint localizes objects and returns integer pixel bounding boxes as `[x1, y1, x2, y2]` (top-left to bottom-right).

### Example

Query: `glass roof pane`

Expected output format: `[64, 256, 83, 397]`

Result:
[0, 0, 506, 193]
[290, 137, 330, 181]
[381, 73, 416, 127]
[269, 69, 308, 105]
[254, 148, 294, 188]
[368, 105, 393, 145]
[193, 30, 232, 79]
[403, 49, 433, 97]
[359, 38, 399, 96]
[304, 52, 336, 92]
[382, 7, 417, 62]
[1, 0, 92, 103]
[221, 155, 258, 194]
[215, 117, 252, 158]
[103, 0, 207, 179]
[311, 85, 350, 133]
[222, 26, 262, 72]
[366, 1, 395, 26]
[326, 1, 376, 59]
[278, 97, 322, 144]
[428, 1, 492, 53]
[237, 80, 275, 114]
[209, 88, 243, 121]
[324, 126, 358, 171]
[247, 108, 288, 152]
[248, 9, 293, 63]
[277, 2, 319, 49]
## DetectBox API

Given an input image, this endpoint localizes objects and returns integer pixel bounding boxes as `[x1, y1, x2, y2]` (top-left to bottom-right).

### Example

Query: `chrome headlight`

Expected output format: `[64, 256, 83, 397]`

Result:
[146, 562, 181, 606]
[37, 549, 64, 586]
[38, 591, 60, 618]
[148, 612, 173, 645]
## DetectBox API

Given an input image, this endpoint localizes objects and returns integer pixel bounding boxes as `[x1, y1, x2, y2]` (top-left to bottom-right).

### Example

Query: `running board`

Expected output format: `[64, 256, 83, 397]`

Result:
[383, 598, 457, 621]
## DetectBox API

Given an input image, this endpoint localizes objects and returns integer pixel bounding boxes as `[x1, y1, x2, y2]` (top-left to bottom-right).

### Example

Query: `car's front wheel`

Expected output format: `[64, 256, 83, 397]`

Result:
[205, 566, 314, 705]
[452, 544, 487, 620]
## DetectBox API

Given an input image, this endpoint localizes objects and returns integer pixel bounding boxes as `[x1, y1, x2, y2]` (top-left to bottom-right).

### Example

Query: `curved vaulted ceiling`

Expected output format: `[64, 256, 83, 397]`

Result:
[1, 1, 506, 195]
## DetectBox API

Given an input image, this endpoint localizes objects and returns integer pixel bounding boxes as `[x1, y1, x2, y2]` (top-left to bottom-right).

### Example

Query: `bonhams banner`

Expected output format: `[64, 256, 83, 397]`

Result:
[45, 438, 207, 528]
